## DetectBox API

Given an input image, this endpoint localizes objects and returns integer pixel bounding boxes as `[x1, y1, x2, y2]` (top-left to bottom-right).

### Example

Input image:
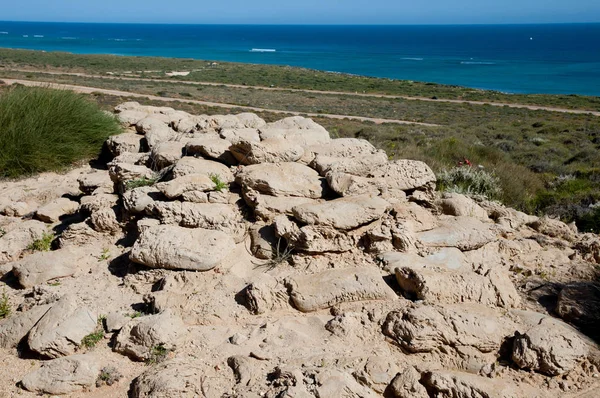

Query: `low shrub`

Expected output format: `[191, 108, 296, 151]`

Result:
[437, 166, 502, 200]
[0, 290, 10, 319]
[0, 86, 121, 178]
[27, 231, 54, 252]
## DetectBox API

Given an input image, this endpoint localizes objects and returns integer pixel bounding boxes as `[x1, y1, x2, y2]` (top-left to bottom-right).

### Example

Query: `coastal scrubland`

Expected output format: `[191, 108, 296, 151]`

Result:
[0, 48, 599, 231]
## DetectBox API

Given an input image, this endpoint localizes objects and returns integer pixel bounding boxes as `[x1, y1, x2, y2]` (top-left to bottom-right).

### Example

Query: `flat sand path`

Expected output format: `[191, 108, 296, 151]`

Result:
[3, 68, 600, 117]
[1, 78, 439, 126]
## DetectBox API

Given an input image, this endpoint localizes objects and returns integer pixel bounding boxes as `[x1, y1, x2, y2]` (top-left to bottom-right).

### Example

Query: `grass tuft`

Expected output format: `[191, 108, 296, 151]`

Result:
[27, 231, 54, 252]
[0, 290, 11, 319]
[210, 173, 228, 192]
[146, 344, 169, 365]
[0, 85, 122, 178]
[81, 316, 106, 348]
[124, 176, 157, 190]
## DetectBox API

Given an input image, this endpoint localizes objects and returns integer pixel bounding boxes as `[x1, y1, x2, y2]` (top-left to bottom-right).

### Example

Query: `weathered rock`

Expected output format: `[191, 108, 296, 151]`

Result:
[383, 304, 515, 354]
[417, 216, 497, 251]
[575, 233, 600, 264]
[0, 304, 51, 348]
[325, 171, 382, 197]
[104, 312, 129, 332]
[307, 138, 378, 158]
[171, 156, 234, 181]
[156, 174, 216, 199]
[1, 201, 31, 217]
[149, 201, 244, 238]
[395, 267, 520, 308]
[556, 283, 600, 336]
[149, 141, 184, 169]
[353, 356, 400, 394]
[89, 207, 122, 234]
[274, 215, 357, 253]
[116, 109, 150, 126]
[228, 355, 262, 386]
[315, 369, 379, 398]
[421, 370, 546, 398]
[108, 151, 150, 168]
[79, 193, 119, 214]
[106, 132, 144, 156]
[379, 248, 467, 274]
[122, 186, 161, 214]
[291, 195, 389, 230]
[11, 247, 86, 288]
[312, 151, 389, 176]
[286, 267, 396, 312]
[242, 189, 316, 220]
[185, 136, 236, 165]
[392, 202, 438, 232]
[230, 137, 305, 165]
[220, 127, 261, 143]
[35, 198, 79, 223]
[109, 163, 155, 184]
[0, 220, 48, 263]
[236, 163, 327, 198]
[58, 222, 105, 248]
[130, 358, 204, 397]
[78, 172, 113, 195]
[528, 216, 576, 242]
[28, 295, 97, 358]
[260, 116, 331, 146]
[243, 274, 290, 314]
[385, 366, 428, 398]
[512, 317, 588, 376]
[21, 354, 100, 395]
[114, 309, 186, 361]
[137, 117, 177, 148]
[438, 193, 489, 220]
[130, 225, 235, 271]
[372, 160, 436, 191]
[249, 224, 277, 260]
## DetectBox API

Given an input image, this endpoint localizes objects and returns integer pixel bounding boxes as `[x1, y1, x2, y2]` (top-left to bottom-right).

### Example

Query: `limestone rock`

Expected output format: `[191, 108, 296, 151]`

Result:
[438, 193, 489, 220]
[79, 193, 119, 214]
[78, 172, 113, 195]
[395, 266, 520, 308]
[114, 309, 186, 361]
[372, 160, 436, 191]
[11, 247, 85, 288]
[421, 370, 546, 398]
[352, 356, 400, 394]
[0, 304, 51, 348]
[259, 116, 331, 146]
[386, 366, 428, 398]
[28, 295, 97, 358]
[185, 136, 236, 165]
[383, 304, 515, 353]
[122, 186, 161, 214]
[21, 354, 100, 395]
[512, 317, 588, 376]
[528, 216, 576, 242]
[1, 201, 32, 217]
[130, 358, 204, 397]
[149, 141, 184, 169]
[243, 274, 290, 314]
[130, 225, 235, 271]
[109, 163, 155, 184]
[171, 156, 234, 181]
[0, 220, 48, 263]
[137, 117, 177, 148]
[249, 224, 277, 260]
[315, 369, 379, 398]
[242, 189, 315, 221]
[291, 195, 389, 230]
[89, 207, 122, 234]
[379, 248, 467, 274]
[274, 215, 357, 253]
[312, 151, 389, 176]
[35, 198, 79, 223]
[417, 216, 497, 251]
[156, 174, 216, 199]
[230, 137, 305, 165]
[307, 138, 378, 158]
[220, 127, 261, 143]
[236, 163, 327, 198]
[106, 132, 144, 156]
[286, 267, 396, 312]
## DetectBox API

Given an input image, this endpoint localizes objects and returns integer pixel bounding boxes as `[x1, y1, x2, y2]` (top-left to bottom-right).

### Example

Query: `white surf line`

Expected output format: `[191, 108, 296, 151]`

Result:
[1, 78, 439, 126]
[3, 68, 599, 117]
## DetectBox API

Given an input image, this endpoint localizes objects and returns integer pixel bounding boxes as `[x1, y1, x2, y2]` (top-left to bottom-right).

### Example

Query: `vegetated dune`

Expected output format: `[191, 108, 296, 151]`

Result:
[1, 102, 599, 397]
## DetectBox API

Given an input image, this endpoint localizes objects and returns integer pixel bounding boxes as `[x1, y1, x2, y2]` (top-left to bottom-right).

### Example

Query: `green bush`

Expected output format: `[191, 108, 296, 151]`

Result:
[437, 166, 502, 200]
[0, 86, 121, 178]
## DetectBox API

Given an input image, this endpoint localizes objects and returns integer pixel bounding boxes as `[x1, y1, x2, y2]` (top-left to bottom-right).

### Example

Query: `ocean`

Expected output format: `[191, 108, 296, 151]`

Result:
[1, 21, 600, 96]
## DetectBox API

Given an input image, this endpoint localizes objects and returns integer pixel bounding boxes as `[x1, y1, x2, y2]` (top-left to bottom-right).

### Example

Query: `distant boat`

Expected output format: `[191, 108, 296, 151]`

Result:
[250, 48, 276, 53]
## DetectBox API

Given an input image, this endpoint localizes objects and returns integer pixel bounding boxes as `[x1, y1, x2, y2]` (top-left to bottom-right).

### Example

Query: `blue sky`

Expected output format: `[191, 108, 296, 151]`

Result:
[2, 0, 600, 24]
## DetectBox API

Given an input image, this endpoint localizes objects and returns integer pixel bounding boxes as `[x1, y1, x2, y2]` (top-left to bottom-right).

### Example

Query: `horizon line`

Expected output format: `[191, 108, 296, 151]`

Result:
[1, 20, 600, 26]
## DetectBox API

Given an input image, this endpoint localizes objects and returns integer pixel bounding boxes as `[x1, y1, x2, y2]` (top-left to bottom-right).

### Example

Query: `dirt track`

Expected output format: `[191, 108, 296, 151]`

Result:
[0, 78, 440, 126]
[4, 68, 600, 117]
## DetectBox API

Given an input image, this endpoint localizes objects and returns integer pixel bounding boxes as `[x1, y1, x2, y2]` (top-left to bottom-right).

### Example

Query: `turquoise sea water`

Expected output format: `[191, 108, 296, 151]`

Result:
[1, 22, 600, 96]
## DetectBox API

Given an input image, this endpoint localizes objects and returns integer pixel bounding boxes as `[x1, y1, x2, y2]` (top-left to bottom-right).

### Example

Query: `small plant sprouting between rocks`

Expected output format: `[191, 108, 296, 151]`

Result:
[125, 176, 157, 191]
[0, 290, 11, 319]
[210, 173, 228, 192]
[128, 311, 143, 319]
[98, 248, 111, 262]
[81, 316, 106, 349]
[146, 344, 169, 365]
[437, 166, 502, 200]
[96, 366, 123, 387]
[27, 231, 54, 252]
[257, 238, 294, 271]
[0, 227, 6, 238]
